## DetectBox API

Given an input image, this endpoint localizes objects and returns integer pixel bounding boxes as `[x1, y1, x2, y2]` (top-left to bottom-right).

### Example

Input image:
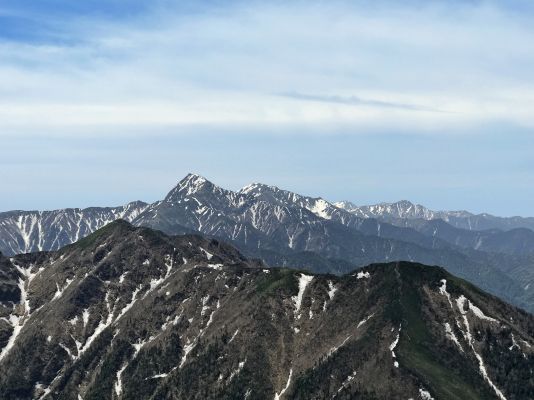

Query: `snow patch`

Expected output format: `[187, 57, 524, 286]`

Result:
[118, 272, 129, 284]
[458, 304, 508, 400]
[82, 309, 90, 327]
[150, 373, 168, 379]
[227, 359, 246, 382]
[328, 335, 351, 357]
[307, 199, 332, 220]
[161, 312, 182, 332]
[456, 295, 497, 322]
[59, 342, 75, 360]
[78, 293, 114, 356]
[0, 263, 40, 361]
[199, 247, 213, 260]
[419, 388, 435, 400]
[53, 277, 74, 300]
[179, 297, 220, 368]
[390, 326, 401, 368]
[438, 279, 454, 308]
[229, 329, 239, 343]
[133, 337, 152, 357]
[292, 274, 313, 319]
[509, 333, 526, 358]
[327, 281, 337, 300]
[114, 364, 128, 397]
[141, 255, 175, 300]
[115, 286, 141, 321]
[335, 371, 357, 395]
[469, 302, 497, 322]
[444, 322, 463, 351]
[356, 271, 370, 279]
[179, 339, 196, 368]
[201, 295, 210, 316]
[357, 313, 374, 329]
[274, 369, 293, 400]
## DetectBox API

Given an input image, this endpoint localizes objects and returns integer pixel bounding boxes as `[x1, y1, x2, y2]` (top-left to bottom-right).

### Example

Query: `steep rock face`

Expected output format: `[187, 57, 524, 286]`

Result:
[0, 222, 532, 399]
[0, 201, 149, 256]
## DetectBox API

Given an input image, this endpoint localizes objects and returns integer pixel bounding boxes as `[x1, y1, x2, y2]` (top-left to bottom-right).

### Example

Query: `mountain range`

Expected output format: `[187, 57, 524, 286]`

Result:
[0, 221, 532, 399]
[0, 174, 533, 314]
[334, 199, 534, 232]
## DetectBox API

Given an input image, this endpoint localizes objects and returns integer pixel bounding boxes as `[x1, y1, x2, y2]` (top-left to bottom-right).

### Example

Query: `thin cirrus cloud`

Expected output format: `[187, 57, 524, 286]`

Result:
[277, 92, 448, 113]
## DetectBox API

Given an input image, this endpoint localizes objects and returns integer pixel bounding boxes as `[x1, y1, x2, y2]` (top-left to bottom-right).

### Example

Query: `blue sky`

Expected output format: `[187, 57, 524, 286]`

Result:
[1, 1, 533, 216]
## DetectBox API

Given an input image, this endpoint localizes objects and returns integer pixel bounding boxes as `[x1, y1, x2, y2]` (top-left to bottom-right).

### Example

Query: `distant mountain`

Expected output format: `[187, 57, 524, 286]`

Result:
[135, 175, 446, 266]
[0, 201, 148, 255]
[390, 218, 534, 257]
[335, 200, 534, 232]
[0, 174, 533, 312]
[0, 222, 533, 399]
[334, 200, 534, 258]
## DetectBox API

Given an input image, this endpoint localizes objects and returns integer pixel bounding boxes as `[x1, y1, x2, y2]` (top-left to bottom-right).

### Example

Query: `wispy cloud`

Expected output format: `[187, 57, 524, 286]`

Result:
[0, 1, 533, 134]
[277, 92, 447, 113]
[0, 1, 533, 215]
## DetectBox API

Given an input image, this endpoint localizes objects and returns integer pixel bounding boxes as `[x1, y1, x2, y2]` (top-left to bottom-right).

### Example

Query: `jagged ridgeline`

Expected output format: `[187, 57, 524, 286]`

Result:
[0, 221, 533, 399]
[2, 174, 534, 315]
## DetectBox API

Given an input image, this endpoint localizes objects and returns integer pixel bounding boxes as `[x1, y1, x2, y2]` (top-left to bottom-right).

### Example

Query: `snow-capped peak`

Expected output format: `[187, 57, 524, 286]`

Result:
[179, 173, 208, 192]
[165, 173, 212, 200]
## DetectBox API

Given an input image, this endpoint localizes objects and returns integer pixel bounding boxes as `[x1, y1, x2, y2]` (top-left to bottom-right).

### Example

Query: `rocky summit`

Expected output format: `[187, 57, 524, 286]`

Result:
[0, 221, 533, 400]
